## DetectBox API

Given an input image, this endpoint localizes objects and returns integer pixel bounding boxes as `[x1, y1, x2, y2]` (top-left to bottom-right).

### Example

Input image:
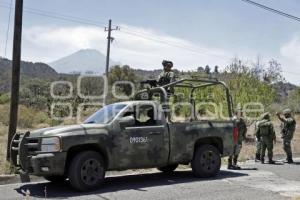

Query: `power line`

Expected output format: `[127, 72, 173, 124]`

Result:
[1, 0, 298, 77]
[0, 0, 108, 26]
[0, 1, 230, 60]
[120, 29, 230, 61]
[4, 0, 13, 57]
[0, 1, 231, 60]
[0, 3, 106, 28]
[241, 0, 300, 23]
[0, 3, 228, 61]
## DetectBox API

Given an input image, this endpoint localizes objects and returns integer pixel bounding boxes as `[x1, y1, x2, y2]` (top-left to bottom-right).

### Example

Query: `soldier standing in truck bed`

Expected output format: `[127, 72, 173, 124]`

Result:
[157, 60, 176, 95]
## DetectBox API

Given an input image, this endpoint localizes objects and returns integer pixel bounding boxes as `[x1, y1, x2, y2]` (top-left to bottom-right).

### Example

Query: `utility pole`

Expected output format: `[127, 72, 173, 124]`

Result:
[104, 19, 119, 104]
[6, 0, 23, 161]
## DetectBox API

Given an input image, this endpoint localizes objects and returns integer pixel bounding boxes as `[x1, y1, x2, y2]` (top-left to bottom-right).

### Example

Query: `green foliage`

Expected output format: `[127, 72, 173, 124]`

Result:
[226, 73, 276, 107]
[19, 79, 51, 110]
[108, 65, 138, 102]
[18, 106, 36, 128]
[33, 112, 49, 124]
[223, 58, 278, 110]
[0, 93, 10, 104]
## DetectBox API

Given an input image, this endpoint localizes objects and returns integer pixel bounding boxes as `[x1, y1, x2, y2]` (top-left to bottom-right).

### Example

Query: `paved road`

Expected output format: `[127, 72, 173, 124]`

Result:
[0, 158, 300, 200]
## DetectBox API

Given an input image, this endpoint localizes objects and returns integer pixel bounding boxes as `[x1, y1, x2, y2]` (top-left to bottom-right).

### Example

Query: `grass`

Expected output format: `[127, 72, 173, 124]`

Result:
[0, 125, 10, 175]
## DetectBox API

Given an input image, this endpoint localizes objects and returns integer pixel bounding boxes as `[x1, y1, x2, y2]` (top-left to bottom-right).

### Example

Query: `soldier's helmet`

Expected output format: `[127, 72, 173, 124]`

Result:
[261, 112, 270, 120]
[162, 60, 173, 68]
[234, 108, 243, 115]
[283, 108, 292, 115]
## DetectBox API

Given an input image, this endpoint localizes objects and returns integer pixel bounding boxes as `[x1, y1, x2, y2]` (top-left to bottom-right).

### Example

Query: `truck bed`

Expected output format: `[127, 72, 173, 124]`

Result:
[167, 120, 235, 164]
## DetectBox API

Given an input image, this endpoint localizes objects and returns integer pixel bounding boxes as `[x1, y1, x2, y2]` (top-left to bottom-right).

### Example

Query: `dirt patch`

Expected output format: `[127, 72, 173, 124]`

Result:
[0, 125, 9, 174]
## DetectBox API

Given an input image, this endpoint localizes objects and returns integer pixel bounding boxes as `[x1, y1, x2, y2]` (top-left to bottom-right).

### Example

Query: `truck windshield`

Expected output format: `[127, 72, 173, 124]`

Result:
[84, 104, 127, 124]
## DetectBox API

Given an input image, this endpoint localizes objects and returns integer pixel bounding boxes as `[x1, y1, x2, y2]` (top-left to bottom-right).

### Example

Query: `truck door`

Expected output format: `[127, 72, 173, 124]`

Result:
[112, 104, 169, 169]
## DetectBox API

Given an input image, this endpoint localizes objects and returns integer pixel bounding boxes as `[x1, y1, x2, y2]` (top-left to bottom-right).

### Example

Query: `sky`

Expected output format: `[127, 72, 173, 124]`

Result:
[0, 0, 300, 84]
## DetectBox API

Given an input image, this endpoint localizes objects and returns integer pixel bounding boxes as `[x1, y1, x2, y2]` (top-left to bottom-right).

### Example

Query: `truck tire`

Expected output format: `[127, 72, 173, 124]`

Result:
[44, 175, 66, 183]
[192, 145, 221, 178]
[68, 151, 105, 191]
[157, 164, 178, 173]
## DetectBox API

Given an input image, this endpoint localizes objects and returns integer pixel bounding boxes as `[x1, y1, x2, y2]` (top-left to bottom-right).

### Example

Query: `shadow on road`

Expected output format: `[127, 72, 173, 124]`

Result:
[14, 170, 248, 199]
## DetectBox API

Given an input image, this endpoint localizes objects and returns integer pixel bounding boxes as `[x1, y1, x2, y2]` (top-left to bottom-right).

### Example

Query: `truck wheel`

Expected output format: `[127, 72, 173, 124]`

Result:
[192, 145, 221, 178]
[44, 175, 66, 183]
[68, 151, 105, 191]
[157, 164, 178, 173]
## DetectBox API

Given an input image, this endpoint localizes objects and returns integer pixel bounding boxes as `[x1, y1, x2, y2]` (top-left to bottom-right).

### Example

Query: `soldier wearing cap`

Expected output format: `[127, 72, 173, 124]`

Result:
[256, 112, 276, 164]
[228, 109, 247, 169]
[276, 109, 296, 163]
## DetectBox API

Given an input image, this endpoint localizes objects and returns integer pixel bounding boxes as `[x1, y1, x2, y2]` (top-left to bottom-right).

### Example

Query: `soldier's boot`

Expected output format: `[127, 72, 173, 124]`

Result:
[287, 156, 294, 164]
[268, 159, 275, 164]
[227, 157, 234, 169]
[261, 157, 265, 164]
[268, 155, 275, 164]
[255, 153, 261, 162]
[233, 156, 241, 169]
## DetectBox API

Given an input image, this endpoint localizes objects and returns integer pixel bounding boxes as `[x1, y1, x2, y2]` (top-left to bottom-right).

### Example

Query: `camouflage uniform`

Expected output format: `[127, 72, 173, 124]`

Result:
[157, 60, 176, 95]
[157, 71, 176, 86]
[254, 121, 262, 162]
[158, 60, 176, 120]
[277, 109, 296, 163]
[228, 114, 247, 169]
[256, 113, 276, 164]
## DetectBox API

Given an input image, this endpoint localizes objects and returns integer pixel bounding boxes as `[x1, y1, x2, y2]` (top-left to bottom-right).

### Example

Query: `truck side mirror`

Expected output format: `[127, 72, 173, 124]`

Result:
[119, 116, 135, 127]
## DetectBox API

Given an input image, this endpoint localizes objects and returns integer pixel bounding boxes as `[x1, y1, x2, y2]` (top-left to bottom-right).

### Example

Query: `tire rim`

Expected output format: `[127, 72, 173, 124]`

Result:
[199, 150, 218, 173]
[81, 158, 103, 186]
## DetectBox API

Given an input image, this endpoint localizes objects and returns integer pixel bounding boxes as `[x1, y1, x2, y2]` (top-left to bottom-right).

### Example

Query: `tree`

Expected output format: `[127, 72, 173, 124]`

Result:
[251, 55, 264, 80]
[205, 65, 211, 74]
[223, 58, 276, 110]
[197, 66, 204, 72]
[263, 59, 283, 83]
[214, 66, 219, 74]
[108, 65, 137, 97]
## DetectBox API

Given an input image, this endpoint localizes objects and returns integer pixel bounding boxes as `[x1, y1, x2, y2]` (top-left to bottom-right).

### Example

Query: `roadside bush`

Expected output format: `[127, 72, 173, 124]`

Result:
[0, 104, 9, 125]
[33, 111, 49, 124]
[0, 93, 10, 104]
[18, 106, 35, 128]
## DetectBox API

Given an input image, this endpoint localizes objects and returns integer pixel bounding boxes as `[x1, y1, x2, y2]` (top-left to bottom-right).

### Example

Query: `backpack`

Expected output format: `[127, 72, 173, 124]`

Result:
[259, 120, 272, 136]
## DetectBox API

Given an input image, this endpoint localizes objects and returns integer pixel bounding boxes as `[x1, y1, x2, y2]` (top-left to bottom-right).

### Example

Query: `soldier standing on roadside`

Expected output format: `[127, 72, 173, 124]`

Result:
[256, 113, 276, 164]
[276, 109, 296, 163]
[228, 109, 247, 169]
[254, 119, 262, 162]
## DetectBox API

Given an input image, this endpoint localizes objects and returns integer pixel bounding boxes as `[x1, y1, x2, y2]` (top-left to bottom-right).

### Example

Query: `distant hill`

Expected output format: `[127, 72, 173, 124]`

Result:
[0, 57, 58, 93]
[272, 81, 298, 103]
[49, 49, 119, 74]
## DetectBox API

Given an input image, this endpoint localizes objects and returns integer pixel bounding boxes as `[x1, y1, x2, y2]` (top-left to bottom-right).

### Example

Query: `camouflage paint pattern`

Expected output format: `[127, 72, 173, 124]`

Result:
[11, 101, 234, 177]
[279, 116, 296, 159]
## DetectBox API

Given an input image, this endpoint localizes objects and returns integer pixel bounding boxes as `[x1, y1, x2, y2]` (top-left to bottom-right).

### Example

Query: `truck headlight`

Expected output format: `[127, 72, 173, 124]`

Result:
[41, 137, 61, 152]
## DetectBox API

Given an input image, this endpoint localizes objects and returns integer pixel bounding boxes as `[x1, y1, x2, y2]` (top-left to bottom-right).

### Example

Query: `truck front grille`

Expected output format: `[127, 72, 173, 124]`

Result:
[10, 132, 40, 169]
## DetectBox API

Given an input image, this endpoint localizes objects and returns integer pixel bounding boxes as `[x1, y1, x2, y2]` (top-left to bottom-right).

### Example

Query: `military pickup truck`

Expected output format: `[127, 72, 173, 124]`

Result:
[11, 78, 235, 191]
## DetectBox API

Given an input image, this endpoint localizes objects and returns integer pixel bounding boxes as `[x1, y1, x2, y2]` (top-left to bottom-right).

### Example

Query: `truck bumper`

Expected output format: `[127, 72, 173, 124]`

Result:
[29, 152, 67, 176]
[11, 132, 67, 177]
